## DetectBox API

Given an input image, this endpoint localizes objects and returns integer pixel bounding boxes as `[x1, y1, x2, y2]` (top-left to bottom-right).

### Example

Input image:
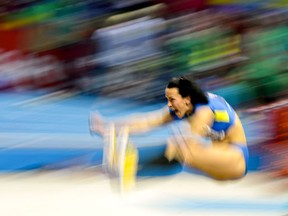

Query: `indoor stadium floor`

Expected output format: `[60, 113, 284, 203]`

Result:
[0, 169, 287, 216]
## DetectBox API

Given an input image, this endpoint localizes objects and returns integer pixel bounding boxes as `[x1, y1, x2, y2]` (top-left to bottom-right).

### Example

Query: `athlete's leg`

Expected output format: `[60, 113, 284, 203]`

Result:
[169, 134, 248, 180]
[104, 126, 183, 192]
[136, 145, 183, 177]
[114, 126, 138, 192]
[117, 131, 182, 182]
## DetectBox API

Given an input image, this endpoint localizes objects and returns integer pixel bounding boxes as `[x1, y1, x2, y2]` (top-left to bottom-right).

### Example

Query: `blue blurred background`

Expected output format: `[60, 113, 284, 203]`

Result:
[0, 0, 287, 177]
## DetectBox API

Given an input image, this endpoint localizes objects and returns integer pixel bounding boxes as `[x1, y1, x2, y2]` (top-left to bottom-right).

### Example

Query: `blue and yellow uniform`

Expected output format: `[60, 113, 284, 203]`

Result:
[170, 92, 236, 133]
[199, 92, 236, 133]
[170, 92, 249, 175]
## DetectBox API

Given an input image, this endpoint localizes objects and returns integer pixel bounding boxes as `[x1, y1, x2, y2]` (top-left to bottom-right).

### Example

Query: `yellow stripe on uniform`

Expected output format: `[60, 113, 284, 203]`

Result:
[214, 110, 230, 122]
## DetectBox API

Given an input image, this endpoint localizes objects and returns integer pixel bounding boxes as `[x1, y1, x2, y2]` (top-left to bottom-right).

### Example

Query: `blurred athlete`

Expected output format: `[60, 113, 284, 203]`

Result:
[90, 76, 249, 190]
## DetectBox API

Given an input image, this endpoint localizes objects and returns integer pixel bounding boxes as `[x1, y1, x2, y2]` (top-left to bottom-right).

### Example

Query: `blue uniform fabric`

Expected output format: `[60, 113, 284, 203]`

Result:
[170, 92, 236, 133]
[232, 144, 249, 175]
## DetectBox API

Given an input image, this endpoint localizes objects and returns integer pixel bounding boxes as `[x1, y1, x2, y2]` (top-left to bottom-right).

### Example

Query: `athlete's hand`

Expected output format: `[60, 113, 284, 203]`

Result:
[203, 125, 225, 141]
[89, 111, 107, 136]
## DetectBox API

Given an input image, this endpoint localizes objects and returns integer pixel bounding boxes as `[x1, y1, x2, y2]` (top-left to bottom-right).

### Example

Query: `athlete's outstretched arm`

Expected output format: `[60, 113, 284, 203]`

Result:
[120, 109, 173, 133]
[90, 107, 173, 136]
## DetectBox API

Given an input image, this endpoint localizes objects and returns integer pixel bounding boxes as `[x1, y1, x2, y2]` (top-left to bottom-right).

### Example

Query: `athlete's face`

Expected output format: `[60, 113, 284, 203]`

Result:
[165, 87, 192, 118]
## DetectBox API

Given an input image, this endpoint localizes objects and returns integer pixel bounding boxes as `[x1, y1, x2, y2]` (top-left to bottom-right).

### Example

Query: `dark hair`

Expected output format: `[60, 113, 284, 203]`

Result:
[167, 76, 208, 106]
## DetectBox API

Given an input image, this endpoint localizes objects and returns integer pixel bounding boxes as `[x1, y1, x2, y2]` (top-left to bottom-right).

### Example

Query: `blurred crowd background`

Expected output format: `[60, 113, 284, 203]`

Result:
[0, 0, 287, 105]
[0, 0, 287, 177]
